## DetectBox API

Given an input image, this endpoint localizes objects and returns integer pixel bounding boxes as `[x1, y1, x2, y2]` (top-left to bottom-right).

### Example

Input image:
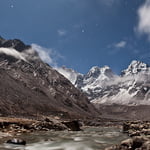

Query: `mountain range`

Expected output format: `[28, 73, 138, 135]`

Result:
[0, 36, 149, 120]
[57, 60, 150, 105]
[57, 60, 150, 120]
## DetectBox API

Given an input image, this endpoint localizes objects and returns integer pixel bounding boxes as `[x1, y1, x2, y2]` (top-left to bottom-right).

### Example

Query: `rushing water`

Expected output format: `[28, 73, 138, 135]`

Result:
[0, 127, 128, 150]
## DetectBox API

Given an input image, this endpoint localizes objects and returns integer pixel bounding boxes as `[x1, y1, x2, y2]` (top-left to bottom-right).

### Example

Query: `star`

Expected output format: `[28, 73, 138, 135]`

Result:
[10, 5, 14, 8]
[81, 29, 85, 33]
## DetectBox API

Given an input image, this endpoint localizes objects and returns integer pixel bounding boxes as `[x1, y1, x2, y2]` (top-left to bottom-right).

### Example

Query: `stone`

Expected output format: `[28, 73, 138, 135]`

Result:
[121, 138, 133, 149]
[62, 120, 81, 131]
[123, 122, 130, 133]
[132, 136, 148, 148]
[141, 129, 150, 135]
[141, 141, 150, 149]
[44, 118, 52, 122]
[129, 131, 141, 137]
[6, 138, 26, 145]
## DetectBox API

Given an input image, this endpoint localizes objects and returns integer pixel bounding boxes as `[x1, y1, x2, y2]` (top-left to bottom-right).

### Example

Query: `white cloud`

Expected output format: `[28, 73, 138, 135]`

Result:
[137, 0, 150, 39]
[0, 47, 27, 61]
[31, 44, 60, 66]
[57, 29, 67, 36]
[0, 45, 63, 67]
[107, 40, 127, 55]
[55, 67, 80, 84]
[115, 41, 126, 48]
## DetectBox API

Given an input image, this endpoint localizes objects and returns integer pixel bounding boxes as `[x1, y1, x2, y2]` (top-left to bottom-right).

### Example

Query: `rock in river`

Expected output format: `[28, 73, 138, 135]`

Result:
[6, 138, 26, 145]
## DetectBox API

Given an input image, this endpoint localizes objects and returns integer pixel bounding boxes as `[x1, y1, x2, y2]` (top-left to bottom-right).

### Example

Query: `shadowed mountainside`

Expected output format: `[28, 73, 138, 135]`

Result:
[0, 37, 99, 119]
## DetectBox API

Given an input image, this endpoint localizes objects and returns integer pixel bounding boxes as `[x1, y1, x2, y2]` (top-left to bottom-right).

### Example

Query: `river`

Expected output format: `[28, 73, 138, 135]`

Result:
[0, 127, 128, 150]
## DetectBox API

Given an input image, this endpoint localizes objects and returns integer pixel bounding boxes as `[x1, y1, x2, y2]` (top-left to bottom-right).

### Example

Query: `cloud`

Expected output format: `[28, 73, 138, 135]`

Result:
[0, 44, 62, 67]
[57, 29, 67, 36]
[137, 0, 150, 39]
[106, 73, 148, 87]
[107, 40, 127, 55]
[114, 41, 126, 48]
[0, 47, 27, 61]
[31, 44, 62, 66]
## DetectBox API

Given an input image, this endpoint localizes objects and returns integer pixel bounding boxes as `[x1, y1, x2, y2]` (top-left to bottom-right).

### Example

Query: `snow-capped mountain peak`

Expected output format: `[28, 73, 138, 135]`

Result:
[121, 60, 150, 76]
[87, 66, 101, 77]
[84, 66, 114, 82]
[87, 65, 112, 78]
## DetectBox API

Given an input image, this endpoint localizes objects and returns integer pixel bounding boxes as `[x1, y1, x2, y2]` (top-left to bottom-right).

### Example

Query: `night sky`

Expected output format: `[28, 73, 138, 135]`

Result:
[0, 0, 150, 74]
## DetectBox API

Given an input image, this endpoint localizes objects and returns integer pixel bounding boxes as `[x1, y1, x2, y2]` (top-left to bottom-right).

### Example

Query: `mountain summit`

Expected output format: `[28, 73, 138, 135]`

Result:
[75, 66, 115, 100]
[121, 60, 150, 76]
[0, 37, 31, 52]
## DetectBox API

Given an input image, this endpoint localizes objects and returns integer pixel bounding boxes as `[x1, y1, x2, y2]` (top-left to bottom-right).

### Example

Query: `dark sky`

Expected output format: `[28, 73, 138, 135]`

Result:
[0, 0, 150, 74]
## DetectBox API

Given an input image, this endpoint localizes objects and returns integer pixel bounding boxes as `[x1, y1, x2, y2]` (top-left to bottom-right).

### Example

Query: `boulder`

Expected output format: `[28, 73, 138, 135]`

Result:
[141, 141, 150, 149]
[121, 138, 133, 149]
[132, 136, 148, 149]
[62, 120, 81, 131]
[6, 138, 26, 145]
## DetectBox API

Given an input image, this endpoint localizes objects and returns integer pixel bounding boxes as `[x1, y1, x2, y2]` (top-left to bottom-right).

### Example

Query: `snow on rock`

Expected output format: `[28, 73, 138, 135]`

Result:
[77, 66, 116, 99]
[121, 60, 150, 76]
[55, 66, 83, 84]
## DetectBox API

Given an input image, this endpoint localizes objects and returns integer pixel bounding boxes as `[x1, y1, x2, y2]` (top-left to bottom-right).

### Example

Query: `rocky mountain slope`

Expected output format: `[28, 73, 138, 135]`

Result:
[57, 61, 150, 106]
[0, 37, 99, 119]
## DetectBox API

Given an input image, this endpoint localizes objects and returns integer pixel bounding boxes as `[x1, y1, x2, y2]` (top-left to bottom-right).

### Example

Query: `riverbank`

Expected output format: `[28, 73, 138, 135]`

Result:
[0, 116, 125, 135]
[105, 121, 150, 150]
[0, 116, 84, 137]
